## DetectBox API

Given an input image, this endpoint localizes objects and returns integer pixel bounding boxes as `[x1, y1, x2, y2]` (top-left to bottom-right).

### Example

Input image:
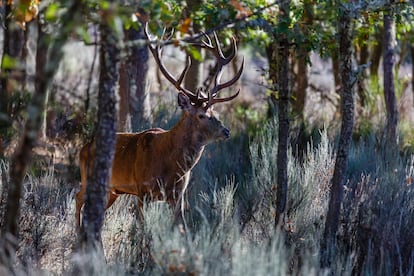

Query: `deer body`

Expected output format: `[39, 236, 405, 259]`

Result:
[76, 94, 231, 228]
[75, 28, 243, 229]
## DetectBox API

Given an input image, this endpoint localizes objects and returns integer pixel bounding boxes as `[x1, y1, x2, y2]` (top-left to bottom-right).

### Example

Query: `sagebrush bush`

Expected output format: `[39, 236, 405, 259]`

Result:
[1, 108, 414, 275]
[341, 142, 414, 275]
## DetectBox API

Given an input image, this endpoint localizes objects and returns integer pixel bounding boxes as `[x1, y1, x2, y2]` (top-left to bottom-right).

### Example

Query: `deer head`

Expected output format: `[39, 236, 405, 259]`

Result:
[145, 26, 244, 145]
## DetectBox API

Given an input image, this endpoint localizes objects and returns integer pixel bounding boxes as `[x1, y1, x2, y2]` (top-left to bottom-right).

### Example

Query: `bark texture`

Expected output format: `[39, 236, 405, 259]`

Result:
[411, 43, 414, 107]
[320, 7, 355, 268]
[183, 0, 203, 92]
[37, 22, 48, 139]
[128, 25, 151, 131]
[275, 0, 290, 228]
[0, 0, 83, 265]
[118, 59, 129, 131]
[0, 2, 25, 156]
[356, 18, 369, 108]
[370, 28, 383, 79]
[118, 21, 151, 132]
[294, 0, 313, 118]
[332, 53, 341, 93]
[383, 11, 398, 145]
[80, 10, 120, 249]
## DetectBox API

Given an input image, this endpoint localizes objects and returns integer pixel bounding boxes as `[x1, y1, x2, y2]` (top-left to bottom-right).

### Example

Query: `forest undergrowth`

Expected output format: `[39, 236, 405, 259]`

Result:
[1, 108, 414, 275]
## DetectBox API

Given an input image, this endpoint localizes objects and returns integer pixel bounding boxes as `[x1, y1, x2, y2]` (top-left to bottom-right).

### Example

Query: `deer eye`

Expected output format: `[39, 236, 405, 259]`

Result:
[198, 114, 205, 119]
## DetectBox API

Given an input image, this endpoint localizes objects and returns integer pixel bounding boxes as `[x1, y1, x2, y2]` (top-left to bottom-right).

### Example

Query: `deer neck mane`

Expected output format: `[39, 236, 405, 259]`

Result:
[168, 114, 205, 167]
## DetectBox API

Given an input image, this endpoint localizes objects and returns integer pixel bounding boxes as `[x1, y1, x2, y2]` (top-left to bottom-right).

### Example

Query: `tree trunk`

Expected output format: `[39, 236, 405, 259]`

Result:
[80, 9, 120, 250]
[118, 54, 129, 131]
[183, 0, 203, 92]
[118, 19, 151, 132]
[293, 0, 313, 119]
[37, 22, 49, 139]
[332, 53, 341, 93]
[356, 25, 369, 107]
[0, 0, 83, 265]
[383, 11, 398, 145]
[128, 24, 151, 131]
[320, 6, 354, 268]
[411, 43, 414, 107]
[295, 56, 307, 117]
[370, 28, 383, 79]
[266, 43, 278, 117]
[185, 55, 203, 92]
[275, 0, 290, 228]
[0, 1, 25, 156]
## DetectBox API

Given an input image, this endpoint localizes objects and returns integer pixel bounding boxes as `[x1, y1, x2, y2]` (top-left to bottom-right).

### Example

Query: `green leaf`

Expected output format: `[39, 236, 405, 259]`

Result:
[76, 26, 91, 44]
[187, 46, 202, 61]
[45, 3, 59, 21]
[100, 1, 110, 10]
[1, 55, 17, 70]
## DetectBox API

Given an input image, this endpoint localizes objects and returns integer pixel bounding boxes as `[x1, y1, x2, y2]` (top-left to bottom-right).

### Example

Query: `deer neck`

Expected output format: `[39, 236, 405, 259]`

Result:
[168, 115, 205, 168]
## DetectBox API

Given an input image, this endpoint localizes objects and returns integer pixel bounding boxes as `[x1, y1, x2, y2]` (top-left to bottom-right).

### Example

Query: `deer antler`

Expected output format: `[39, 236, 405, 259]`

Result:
[145, 24, 243, 108]
[193, 32, 244, 109]
[144, 24, 200, 104]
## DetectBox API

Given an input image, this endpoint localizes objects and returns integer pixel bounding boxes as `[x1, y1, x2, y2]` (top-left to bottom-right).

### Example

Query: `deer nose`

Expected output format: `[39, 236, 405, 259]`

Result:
[222, 128, 230, 139]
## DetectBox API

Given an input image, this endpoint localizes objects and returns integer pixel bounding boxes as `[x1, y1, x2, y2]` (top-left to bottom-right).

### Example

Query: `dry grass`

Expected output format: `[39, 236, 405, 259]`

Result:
[2, 117, 414, 275]
[1, 42, 414, 275]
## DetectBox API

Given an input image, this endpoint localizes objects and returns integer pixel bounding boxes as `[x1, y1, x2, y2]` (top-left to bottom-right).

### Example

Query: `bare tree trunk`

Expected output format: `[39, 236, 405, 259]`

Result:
[85, 26, 99, 117]
[275, 0, 290, 228]
[128, 24, 151, 131]
[267, 34, 287, 118]
[118, 17, 151, 132]
[118, 56, 129, 131]
[357, 44, 368, 107]
[293, 0, 313, 119]
[0, 0, 83, 266]
[185, 55, 202, 92]
[183, 0, 202, 92]
[332, 52, 341, 93]
[0, 1, 25, 156]
[80, 8, 120, 251]
[295, 57, 307, 116]
[411, 43, 414, 107]
[370, 28, 383, 79]
[320, 6, 354, 268]
[383, 10, 398, 145]
[37, 22, 49, 139]
[356, 22, 369, 108]
[267, 43, 278, 117]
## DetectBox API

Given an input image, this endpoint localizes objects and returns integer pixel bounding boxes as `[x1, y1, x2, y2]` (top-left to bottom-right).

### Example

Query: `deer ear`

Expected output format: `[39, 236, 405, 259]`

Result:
[178, 92, 191, 110]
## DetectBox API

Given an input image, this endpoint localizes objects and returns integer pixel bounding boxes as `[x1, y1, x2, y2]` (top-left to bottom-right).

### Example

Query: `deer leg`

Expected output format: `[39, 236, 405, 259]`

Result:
[77, 150, 89, 230]
[75, 189, 85, 230]
[75, 190, 116, 230]
[106, 191, 119, 210]
[75, 167, 87, 230]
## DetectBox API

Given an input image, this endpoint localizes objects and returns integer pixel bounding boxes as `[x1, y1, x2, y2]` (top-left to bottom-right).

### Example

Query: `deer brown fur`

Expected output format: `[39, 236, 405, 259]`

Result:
[75, 29, 243, 229]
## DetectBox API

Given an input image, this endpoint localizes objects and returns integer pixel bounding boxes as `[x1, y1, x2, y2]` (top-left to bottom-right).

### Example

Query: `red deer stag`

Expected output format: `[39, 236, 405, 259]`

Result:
[75, 28, 244, 229]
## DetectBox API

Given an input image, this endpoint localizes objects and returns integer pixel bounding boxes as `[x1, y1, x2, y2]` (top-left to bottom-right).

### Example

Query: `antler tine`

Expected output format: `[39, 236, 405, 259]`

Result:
[189, 32, 214, 51]
[194, 32, 237, 66]
[196, 33, 243, 109]
[177, 55, 191, 86]
[163, 27, 175, 41]
[204, 59, 243, 109]
[207, 89, 240, 108]
[144, 23, 199, 103]
[211, 57, 244, 97]
[212, 33, 237, 66]
[201, 31, 213, 48]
